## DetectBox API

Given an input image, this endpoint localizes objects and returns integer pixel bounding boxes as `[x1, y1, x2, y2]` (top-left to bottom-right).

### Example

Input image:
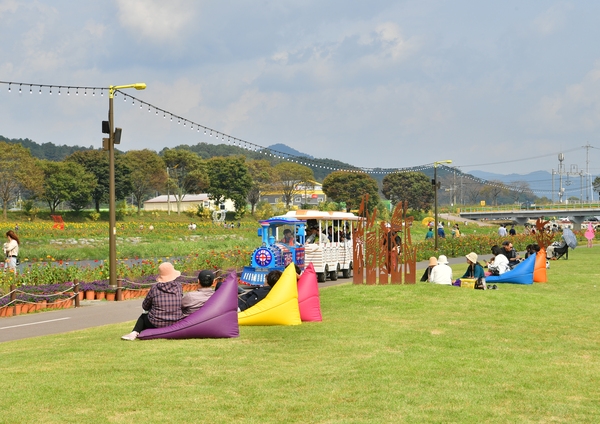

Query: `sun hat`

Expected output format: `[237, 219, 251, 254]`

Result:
[428, 257, 438, 267]
[466, 252, 478, 263]
[156, 262, 181, 282]
[437, 255, 449, 264]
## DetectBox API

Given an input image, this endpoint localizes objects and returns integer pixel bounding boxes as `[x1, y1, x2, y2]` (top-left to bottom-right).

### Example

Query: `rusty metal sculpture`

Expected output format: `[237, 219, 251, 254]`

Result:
[353, 195, 417, 285]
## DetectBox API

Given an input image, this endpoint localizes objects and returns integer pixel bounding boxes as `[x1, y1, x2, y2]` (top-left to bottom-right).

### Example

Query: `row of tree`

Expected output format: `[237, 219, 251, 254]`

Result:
[0, 140, 543, 219]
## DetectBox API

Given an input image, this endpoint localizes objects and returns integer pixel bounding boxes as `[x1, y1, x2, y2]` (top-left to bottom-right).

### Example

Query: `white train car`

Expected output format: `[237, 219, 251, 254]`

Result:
[277, 210, 363, 282]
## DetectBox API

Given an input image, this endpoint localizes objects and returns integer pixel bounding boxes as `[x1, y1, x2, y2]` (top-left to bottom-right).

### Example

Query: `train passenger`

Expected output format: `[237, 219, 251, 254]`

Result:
[280, 229, 295, 246]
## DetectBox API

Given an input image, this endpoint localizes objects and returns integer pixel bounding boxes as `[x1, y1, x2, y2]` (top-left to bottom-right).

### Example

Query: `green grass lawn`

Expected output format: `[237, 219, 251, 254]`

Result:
[1, 248, 599, 423]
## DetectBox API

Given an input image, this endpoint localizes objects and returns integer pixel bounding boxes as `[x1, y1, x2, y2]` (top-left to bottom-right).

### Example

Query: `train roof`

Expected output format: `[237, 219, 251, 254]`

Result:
[276, 210, 363, 221]
[258, 216, 306, 226]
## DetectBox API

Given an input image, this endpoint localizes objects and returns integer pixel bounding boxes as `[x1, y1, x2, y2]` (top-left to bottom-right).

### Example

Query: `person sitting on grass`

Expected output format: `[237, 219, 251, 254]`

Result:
[429, 255, 453, 285]
[420, 257, 437, 282]
[461, 252, 485, 280]
[238, 270, 282, 312]
[486, 245, 510, 276]
[121, 262, 183, 341]
[181, 270, 216, 317]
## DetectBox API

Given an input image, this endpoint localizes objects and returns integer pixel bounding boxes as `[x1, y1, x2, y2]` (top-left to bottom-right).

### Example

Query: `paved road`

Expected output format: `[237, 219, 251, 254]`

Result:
[0, 254, 492, 343]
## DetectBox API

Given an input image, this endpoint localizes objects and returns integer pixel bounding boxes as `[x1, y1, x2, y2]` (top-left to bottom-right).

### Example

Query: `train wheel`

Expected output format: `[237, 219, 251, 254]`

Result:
[329, 265, 339, 281]
[317, 272, 327, 283]
[342, 263, 353, 278]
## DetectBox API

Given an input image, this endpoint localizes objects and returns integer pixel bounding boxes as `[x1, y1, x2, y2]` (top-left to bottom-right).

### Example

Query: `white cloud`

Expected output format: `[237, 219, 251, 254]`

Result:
[531, 61, 600, 132]
[115, 0, 196, 41]
[532, 2, 573, 36]
[0, 0, 18, 15]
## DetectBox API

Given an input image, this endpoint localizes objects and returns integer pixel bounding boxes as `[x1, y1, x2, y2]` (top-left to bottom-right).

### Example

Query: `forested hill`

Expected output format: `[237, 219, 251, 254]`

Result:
[164, 142, 358, 182]
[0, 135, 93, 160]
[2, 134, 359, 181]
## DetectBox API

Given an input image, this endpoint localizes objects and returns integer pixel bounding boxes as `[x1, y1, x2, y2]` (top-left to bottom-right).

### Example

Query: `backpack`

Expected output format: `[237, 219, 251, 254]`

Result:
[474, 277, 487, 290]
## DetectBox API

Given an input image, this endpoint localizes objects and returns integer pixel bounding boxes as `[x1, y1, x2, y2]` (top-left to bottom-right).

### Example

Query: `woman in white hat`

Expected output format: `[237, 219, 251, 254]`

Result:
[121, 262, 184, 341]
[429, 254, 453, 285]
[461, 252, 485, 279]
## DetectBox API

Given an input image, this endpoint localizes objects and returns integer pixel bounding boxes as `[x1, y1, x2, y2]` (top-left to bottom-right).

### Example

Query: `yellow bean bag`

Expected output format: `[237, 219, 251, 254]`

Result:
[238, 264, 302, 326]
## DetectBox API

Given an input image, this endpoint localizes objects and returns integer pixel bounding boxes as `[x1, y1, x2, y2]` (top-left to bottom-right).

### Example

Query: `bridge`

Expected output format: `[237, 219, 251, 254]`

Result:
[458, 205, 600, 230]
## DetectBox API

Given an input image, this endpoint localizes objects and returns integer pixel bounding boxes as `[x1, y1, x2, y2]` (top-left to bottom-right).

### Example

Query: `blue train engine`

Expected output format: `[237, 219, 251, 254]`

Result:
[240, 217, 306, 285]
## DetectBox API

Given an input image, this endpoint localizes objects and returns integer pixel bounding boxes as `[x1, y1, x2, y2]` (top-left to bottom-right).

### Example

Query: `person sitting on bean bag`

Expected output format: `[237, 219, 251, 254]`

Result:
[121, 262, 183, 341]
[182, 270, 216, 317]
[238, 270, 281, 312]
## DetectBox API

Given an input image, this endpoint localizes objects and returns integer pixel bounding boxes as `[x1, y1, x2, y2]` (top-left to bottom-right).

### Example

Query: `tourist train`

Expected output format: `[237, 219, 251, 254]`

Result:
[240, 210, 362, 285]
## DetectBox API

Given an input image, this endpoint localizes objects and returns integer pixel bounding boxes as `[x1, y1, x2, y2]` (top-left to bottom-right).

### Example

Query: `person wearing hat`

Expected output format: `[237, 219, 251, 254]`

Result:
[181, 270, 216, 317]
[429, 254, 453, 285]
[121, 262, 184, 341]
[461, 252, 485, 279]
[420, 257, 438, 282]
[305, 226, 319, 244]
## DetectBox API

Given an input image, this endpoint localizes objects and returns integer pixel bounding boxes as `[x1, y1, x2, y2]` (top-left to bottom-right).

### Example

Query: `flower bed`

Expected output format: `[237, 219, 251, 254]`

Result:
[0, 273, 203, 318]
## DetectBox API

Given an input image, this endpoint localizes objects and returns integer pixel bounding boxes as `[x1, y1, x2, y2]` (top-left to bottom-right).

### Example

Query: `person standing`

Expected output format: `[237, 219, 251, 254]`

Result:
[498, 224, 508, 237]
[121, 262, 184, 341]
[3, 230, 19, 273]
[425, 227, 434, 240]
[585, 223, 595, 248]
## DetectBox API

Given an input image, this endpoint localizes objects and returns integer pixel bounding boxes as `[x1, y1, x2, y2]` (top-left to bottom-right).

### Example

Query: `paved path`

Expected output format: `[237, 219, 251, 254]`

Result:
[0, 254, 492, 343]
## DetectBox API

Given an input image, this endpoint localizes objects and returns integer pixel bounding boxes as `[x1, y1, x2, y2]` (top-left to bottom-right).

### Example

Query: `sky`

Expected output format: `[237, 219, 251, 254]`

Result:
[1, 0, 600, 177]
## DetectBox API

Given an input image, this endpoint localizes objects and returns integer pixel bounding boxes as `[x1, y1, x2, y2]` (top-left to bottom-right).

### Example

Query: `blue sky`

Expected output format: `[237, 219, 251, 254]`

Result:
[1, 0, 600, 176]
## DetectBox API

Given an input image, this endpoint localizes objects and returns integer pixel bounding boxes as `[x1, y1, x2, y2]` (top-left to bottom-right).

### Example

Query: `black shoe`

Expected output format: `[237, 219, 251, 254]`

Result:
[492, 284, 498, 290]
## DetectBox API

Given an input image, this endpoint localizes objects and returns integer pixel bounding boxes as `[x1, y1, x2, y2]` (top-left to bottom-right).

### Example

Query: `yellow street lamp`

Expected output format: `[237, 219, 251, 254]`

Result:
[433, 159, 452, 251]
[107, 83, 146, 299]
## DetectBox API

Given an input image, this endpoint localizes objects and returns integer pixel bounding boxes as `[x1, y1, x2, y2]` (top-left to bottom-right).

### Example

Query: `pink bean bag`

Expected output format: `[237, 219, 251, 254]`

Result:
[297, 263, 322, 322]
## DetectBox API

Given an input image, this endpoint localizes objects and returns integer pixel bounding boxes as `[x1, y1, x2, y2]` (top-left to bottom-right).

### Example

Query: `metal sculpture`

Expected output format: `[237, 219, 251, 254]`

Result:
[353, 196, 417, 284]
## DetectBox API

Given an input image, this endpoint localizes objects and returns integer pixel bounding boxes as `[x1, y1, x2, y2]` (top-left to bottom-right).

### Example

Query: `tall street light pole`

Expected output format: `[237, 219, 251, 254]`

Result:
[107, 83, 146, 299]
[433, 159, 452, 251]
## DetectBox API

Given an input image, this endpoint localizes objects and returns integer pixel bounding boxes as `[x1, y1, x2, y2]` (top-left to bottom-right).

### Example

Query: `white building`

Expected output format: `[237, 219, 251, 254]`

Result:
[143, 194, 236, 212]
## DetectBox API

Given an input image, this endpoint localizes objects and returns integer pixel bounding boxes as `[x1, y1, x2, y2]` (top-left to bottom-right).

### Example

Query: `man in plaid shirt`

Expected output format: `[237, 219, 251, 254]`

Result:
[122, 262, 183, 341]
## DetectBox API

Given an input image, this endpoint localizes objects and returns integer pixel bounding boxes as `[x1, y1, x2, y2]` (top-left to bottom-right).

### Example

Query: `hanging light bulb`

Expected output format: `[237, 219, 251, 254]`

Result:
[155, 110, 158, 115]
[148, 106, 151, 112]
[58, 86, 61, 95]
[67, 87, 70, 96]
[163, 113, 166, 118]
[170, 115, 173, 122]
[101, 89, 104, 96]
[204, 129, 207, 135]
[29, 85, 32, 94]
[49, 86, 52, 95]
[132, 99, 134, 105]
[18, 84, 22, 93]
[39, 87, 42, 94]
[75, 88, 78, 95]
[84, 89, 86, 96]
[92, 89, 95, 96]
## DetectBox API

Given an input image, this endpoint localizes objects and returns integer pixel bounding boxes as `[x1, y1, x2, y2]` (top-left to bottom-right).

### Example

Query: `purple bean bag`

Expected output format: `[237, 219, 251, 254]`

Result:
[138, 270, 239, 340]
[485, 253, 535, 285]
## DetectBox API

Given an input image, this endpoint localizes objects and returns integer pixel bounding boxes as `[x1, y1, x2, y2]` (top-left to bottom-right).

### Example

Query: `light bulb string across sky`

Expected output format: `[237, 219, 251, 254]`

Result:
[0, 80, 587, 196]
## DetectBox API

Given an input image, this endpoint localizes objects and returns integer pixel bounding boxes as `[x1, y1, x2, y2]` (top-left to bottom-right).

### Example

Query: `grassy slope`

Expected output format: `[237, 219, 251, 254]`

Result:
[0, 249, 598, 423]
